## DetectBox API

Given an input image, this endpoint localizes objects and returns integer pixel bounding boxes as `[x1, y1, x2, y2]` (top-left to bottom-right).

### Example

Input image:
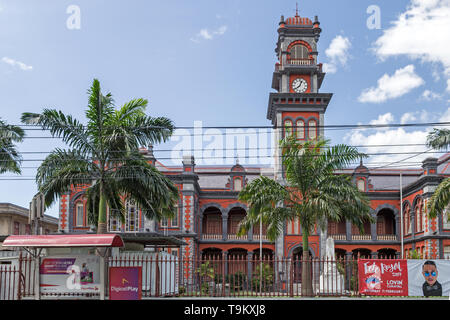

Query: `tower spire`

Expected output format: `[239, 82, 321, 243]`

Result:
[295, 2, 299, 17]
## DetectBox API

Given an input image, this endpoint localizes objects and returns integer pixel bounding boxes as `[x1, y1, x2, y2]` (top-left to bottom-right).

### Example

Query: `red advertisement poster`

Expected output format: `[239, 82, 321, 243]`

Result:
[358, 259, 408, 296]
[109, 267, 142, 300]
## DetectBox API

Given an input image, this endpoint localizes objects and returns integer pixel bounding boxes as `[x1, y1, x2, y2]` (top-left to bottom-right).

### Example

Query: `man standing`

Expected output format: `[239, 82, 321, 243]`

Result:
[422, 260, 442, 297]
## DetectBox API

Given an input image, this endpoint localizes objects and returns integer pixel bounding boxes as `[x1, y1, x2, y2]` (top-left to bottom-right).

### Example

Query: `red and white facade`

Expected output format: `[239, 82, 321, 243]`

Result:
[58, 12, 450, 275]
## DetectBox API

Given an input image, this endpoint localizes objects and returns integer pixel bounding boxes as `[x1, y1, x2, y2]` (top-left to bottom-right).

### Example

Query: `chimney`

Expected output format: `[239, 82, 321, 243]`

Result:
[182, 154, 195, 173]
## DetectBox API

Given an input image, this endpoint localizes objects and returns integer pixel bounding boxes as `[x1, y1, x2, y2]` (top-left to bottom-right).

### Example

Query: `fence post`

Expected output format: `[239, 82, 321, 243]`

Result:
[100, 255, 105, 300]
[17, 252, 23, 300]
[155, 253, 160, 297]
[34, 252, 40, 300]
[289, 258, 293, 297]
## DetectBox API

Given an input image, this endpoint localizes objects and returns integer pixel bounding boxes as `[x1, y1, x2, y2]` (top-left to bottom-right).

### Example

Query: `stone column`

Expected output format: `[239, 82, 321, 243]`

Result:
[346, 220, 351, 241]
[198, 213, 203, 240]
[248, 225, 253, 241]
[371, 218, 377, 241]
[222, 213, 228, 241]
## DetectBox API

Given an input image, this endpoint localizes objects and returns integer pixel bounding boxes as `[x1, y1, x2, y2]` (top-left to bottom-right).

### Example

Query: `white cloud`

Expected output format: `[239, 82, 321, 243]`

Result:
[358, 65, 424, 103]
[422, 89, 442, 100]
[323, 35, 351, 74]
[400, 112, 417, 124]
[369, 112, 394, 126]
[345, 108, 450, 165]
[373, 0, 450, 82]
[1, 57, 33, 71]
[191, 25, 228, 42]
[198, 29, 213, 40]
[447, 79, 450, 92]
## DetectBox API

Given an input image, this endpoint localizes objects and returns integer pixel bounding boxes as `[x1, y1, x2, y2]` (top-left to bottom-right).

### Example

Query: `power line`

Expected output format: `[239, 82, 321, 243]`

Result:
[1, 150, 445, 162]
[0, 143, 432, 155]
[15, 121, 450, 130]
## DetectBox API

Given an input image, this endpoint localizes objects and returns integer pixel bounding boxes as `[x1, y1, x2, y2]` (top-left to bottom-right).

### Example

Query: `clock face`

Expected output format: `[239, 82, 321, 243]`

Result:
[292, 78, 308, 93]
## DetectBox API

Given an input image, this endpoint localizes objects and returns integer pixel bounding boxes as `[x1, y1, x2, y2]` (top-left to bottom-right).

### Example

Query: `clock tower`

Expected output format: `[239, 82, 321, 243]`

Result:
[267, 10, 333, 181]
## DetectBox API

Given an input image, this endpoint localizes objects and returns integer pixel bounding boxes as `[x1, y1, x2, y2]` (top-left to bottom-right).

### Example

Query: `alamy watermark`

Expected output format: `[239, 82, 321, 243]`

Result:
[169, 121, 275, 166]
[366, 5, 381, 30]
[66, 5, 81, 30]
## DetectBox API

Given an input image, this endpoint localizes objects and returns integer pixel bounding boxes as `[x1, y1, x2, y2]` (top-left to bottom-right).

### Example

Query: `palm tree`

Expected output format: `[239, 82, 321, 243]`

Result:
[0, 119, 25, 174]
[237, 136, 373, 295]
[0, 118, 25, 174]
[426, 128, 450, 220]
[21, 79, 178, 233]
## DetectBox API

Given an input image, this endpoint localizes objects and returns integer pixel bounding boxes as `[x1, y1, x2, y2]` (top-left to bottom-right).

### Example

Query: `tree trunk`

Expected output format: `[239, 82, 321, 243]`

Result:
[301, 227, 313, 296]
[97, 192, 107, 234]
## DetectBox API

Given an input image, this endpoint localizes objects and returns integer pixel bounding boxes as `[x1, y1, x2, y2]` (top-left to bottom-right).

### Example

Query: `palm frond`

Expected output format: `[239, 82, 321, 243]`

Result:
[21, 109, 94, 157]
[427, 128, 450, 150]
[0, 119, 25, 174]
[428, 177, 450, 218]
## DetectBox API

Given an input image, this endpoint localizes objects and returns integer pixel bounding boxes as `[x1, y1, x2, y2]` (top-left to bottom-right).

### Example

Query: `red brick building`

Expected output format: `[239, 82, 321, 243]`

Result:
[58, 12, 450, 277]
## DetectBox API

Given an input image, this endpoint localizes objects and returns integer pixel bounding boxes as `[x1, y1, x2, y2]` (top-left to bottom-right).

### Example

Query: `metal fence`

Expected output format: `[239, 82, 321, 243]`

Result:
[107, 254, 366, 298]
[0, 253, 437, 299]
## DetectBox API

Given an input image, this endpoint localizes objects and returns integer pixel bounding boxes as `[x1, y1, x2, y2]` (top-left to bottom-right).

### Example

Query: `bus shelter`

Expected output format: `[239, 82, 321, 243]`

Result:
[2, 234, 124, 299]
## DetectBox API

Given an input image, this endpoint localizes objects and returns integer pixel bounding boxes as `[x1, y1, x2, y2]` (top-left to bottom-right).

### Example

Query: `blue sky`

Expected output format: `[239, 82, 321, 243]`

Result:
[1, 0, 449, 217]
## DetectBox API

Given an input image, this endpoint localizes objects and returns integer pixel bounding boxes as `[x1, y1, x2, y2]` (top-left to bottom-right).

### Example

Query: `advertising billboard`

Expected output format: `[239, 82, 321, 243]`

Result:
[109, 267, 142, 300]
[359, 259, 450, 297]
[40, 255, 101, 294]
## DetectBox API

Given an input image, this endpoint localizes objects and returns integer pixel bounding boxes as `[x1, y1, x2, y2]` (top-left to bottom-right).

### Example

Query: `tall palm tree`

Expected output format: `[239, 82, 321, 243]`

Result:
[426, 128, 450, 219]
[237, 136, 373, 295]
[0, 118, 25, 174]
[21, 79, 178, 233]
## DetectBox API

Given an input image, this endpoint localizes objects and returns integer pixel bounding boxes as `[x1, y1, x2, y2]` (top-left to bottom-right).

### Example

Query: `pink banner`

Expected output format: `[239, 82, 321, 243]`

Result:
[358, 259, 408, 296]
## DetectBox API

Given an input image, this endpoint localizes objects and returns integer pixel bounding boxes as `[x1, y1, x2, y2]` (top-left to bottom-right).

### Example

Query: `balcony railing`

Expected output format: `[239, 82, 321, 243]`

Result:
[288, 58, 313, 66]
[202, 234, 222, 240]
[351, 235, 371, 241]
[376, 234, 397, 241]
[329, 234, 346, 241]
[227, 234, 248, 240]
[252, 234, 269, 241]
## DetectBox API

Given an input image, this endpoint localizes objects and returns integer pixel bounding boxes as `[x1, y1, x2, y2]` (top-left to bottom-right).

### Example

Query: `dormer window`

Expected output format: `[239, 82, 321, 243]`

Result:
[234, 177, 243, 191]
[357, 179, 365, 192]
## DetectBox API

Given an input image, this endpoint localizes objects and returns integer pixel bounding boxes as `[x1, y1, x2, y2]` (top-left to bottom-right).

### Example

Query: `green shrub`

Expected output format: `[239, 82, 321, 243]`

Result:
[252, 263, 274, 292]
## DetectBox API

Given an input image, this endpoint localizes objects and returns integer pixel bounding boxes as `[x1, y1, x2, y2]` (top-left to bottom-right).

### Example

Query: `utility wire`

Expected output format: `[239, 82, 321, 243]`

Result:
[1, 150, 445, 162]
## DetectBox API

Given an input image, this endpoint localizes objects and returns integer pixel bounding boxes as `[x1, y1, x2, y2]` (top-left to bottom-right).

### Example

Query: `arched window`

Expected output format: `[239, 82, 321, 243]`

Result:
[284, 119, 293, 137]
[296, 119, 305, 140]
[287, 218, 300, 235]
[415, 200, 423, 232]
[357, 179, 365, 192]
[308, 119, 317, 140]
[75, 202, 84, 227]
[290, 44, 310, 59]
[404, 204, 411, 235]
[234, 177, 243, 191]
